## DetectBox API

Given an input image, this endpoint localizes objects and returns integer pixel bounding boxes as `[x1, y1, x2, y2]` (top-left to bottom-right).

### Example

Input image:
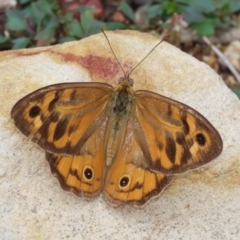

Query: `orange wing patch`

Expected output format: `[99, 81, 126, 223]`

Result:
[104, 114, 173, 206]
[46, 153, 105, 198]
[11, 82, 113, 155]
[45, 114, 108, 197]
[134, 90, 223, 174]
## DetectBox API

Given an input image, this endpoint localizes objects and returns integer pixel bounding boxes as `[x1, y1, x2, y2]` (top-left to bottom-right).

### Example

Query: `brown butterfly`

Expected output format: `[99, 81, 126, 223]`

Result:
[11, 32, 223, 206]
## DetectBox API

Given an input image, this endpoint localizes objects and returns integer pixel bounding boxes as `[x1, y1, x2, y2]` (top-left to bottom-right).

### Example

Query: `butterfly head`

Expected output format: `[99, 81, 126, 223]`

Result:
[118, 72, 134, 87]
[114, 71, 135, 98]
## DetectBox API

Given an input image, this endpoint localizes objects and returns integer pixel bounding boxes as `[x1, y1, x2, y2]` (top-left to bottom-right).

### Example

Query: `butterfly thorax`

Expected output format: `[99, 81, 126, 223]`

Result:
[105, 77, 134, 166]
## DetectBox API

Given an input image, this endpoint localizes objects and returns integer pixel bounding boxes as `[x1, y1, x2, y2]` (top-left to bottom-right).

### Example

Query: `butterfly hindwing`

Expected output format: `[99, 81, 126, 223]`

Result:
[45, 115, 108, 198]
[104, 113, 173, 206]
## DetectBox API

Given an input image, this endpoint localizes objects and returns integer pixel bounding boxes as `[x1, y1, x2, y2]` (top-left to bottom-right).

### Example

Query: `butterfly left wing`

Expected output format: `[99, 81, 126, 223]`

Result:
[103, 89, 222, 206]
[133, 90, 223, 174]
[103, 114, 173, 206]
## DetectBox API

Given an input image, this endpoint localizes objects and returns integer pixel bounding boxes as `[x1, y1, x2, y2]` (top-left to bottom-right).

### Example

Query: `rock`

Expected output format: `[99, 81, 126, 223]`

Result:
[0, 30, 239, 239]
[0, 0, 16, 10]
[219, 27, 240, 43]
[224, 40, 240, 72]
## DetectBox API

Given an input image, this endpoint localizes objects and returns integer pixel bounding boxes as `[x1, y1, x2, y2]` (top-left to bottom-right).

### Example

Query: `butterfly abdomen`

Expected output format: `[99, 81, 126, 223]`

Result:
[106, 116, 128, 166]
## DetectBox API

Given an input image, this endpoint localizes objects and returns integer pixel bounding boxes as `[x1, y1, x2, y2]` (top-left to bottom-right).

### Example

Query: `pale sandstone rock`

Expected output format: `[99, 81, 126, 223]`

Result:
[0, 30, 239, 239]
[0, 0, 16, 10]
[224, 40, 240, 72]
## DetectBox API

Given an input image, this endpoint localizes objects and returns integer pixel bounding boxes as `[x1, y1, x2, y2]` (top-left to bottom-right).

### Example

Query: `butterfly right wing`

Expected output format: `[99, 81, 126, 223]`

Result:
[11, 82, 113, 155]
[11, 82, 113, 198]
[45, 113, 108, 198]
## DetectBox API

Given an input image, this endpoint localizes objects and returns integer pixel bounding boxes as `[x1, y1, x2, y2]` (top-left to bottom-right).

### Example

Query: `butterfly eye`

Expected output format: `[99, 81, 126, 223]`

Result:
[195, 133, 206, 146]
[29, 105, 41, 118]
[118, 174, 131, 189]
[83, 166, 94, 181]
[129, 78, 134, 86]
[118, 77, 124, 83]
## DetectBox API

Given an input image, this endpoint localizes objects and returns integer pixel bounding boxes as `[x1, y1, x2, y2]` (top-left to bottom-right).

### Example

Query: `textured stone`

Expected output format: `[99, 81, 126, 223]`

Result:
[0, 30, 239, 239]
[0, 0, 16, 10]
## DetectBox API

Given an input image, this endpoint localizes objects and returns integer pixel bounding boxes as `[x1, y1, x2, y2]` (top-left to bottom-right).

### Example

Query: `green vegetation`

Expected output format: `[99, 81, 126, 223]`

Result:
[0, 0, 240, 50]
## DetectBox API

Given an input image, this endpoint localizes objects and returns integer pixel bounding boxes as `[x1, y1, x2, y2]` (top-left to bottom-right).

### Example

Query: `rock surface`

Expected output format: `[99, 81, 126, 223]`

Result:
[0, 30, 239, 239]
[0, 0, 16, 10]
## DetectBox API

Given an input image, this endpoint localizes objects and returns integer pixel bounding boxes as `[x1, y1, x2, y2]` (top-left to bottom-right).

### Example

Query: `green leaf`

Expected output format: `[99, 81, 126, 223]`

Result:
[6, 17, 27, 31]
[5, 9, 27, 31]
[31, 2, 47, 23]
[229, 0, 240, 12]
[5, 9, 23, 19]
[81, 10, 94, 35]
[35, 0, 53, 15]
[12, 37, 31, 49]
[187, 0, 215, 13]
[58, 36, 77, 44]
[61, 13, 73, 24]
[0, 35, 8, 44]
[146, 4, 163, 19]
[35, 26, 55, 44]
[67, 22, 83, 38]
[36, 27, 55, 42]
[46, 16, 59, 28]
[31, 0, 53, 25]
[79, 5, 94, 13]
[190, 19, 215, 36]
[87, 20, 105, 35]
[163, 1, 177, 14]
[182, 7, 205, 23]
[231, 88, 240, 99]
[119, 2, 135, 22]
[105, 22, 127, 30]
[21, 4, 34, 19]
[20, 0, 32, 4]
[35, 18, 58, 44]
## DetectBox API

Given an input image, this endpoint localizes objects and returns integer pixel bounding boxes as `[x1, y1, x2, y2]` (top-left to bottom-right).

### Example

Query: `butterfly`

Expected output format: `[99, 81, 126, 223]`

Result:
[11, 31, 223, 206]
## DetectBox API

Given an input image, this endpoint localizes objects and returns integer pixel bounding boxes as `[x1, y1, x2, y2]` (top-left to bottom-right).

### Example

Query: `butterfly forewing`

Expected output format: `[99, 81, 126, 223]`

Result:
[11, 82, 113, 155]
[134, 90, 223, 174]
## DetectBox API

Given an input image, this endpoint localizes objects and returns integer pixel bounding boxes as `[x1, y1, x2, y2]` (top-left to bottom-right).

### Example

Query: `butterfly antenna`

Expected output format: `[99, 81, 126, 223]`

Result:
[102, 30, 126, 77]
[128, 38, 164, 76]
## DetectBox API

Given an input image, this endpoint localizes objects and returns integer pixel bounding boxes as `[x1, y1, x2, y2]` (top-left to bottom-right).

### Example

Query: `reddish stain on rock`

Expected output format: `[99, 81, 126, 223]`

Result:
[54, 52, 121, 78]
[79, 55, 119, 78]
[60, 52, 80, 63]
[15, 48, 132, 80]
